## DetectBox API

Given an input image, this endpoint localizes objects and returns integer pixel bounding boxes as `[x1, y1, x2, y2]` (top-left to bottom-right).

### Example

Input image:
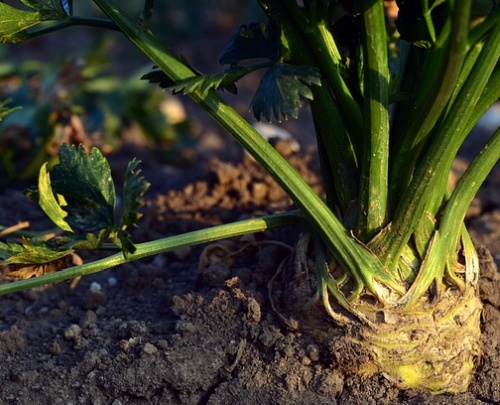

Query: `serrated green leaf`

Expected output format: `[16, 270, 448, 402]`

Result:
[121, 159, 150, 230]
[0, 241, 24, 259]
[38, 163, 73, 232]
[142, 65, 259, 96]
[0, 240, 72, 264]
[113, 229, 136, 257]
[50, 144, 116, 233]
[251, 63, 321, 122]
[167, 67, 258, 97]
[0, 0, 68, 43]
[69, 228, 111, 250]
[141, 68, 175, 88]
[0, 3, 42, 43]
[219, 19, 280, 65]
[20, 0, 68, 19]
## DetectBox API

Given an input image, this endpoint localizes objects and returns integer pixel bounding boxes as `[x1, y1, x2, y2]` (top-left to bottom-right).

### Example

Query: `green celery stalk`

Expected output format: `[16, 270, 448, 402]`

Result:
[357, 0, 390, 240]
[93, 0, 405, 299]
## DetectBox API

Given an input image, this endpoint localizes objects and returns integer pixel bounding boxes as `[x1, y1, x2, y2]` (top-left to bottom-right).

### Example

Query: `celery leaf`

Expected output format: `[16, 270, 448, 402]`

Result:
[219, 20, 280, 65]
[0, 0, 68, 43]
[142, 67, 257, 96]
[0, 3, 41, 43]
[121, 158, 150, 230]
[20, 0, 68, 19]
[38, 163, 73, 233]
[251, 63, 321, 121]
[0, 240, 72, 265]
[50, 144, 116, 233]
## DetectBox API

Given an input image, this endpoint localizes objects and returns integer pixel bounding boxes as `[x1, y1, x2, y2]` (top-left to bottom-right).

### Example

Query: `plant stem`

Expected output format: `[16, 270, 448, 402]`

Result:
[422, 0, 437, 43]
[441, 126, 500, 266]
[0, 213, 299, 295]
[270, 9, 359, 214]
[24, 17, 119, 39]
[389, 0, 472, 201]
[466, 68, 500, 132]
[93, 0, 405, 299]
[374, 13, 500, 271]
[310, 84, 359, 215]
[357, 0, 390, 240]
[302, 21, 365, 157]
[403, 126, 500, 306]
[140, 0, 155, 27]
[262, 1, 361, 218]
[468, 5, 500, 46]
[268, 0, 364, 156]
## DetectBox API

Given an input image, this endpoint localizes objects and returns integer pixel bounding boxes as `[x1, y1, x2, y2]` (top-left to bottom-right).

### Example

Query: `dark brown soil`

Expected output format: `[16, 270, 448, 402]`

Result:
[2, 8, 500, 402]
[1, 137, 500, 405]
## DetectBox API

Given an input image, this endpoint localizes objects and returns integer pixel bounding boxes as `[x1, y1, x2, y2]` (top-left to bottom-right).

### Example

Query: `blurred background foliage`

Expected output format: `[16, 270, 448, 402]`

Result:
[0, 0, 262, 189]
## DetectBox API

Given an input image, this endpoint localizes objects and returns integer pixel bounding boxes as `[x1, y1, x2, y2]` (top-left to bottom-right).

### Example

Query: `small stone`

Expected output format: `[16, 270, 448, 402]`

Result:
[51, 341, 61, 355]
[64, 324, 82, 340]
[128, 320, 149, 337]
[175, 321, 199, 334]
[142, 343, 158, 355]
[301, 356, 311, 366]
[80, 310, 97, 329]
[246, 297, 261, 323]
[119, 338, 139, 353]
[306, 344, 320, 362]
[251, 182, 268, 201]
[89, 282, 102, 292]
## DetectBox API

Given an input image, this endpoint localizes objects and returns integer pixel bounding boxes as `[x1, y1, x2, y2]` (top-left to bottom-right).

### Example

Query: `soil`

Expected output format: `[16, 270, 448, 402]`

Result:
[2, 9, 500, 404]
[1, 133, 500, 405]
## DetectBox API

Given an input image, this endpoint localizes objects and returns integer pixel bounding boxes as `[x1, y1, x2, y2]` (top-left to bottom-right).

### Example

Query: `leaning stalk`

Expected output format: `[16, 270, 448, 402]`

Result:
[0, 213, 299, 295]
[269, 0, 364, 155]
[309, 20, 364, 156]
[259, 3, 360, 214]
[373, 15, 500, 271]
[310, 82, 359, 215]
[389, 1, 472, 199]
[466, 68, 500, 132]
[93, 0, 404, 298]
[23, 17, 119, 39]
[403, 126, 500, 306]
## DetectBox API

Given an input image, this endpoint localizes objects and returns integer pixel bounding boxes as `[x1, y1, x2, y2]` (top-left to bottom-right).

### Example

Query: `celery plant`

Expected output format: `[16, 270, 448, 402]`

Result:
[1, 0, 500, 393]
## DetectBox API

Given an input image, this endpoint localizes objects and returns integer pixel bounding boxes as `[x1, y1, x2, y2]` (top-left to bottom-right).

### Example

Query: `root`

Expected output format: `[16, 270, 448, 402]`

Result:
[267, 256, 301, 330]
[269, 231, 483, 393]
[0, 221, 30, 238]
[264, 229, 483, 393]
[345, 286, 482, 393]
[199, 237, 292, 272]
